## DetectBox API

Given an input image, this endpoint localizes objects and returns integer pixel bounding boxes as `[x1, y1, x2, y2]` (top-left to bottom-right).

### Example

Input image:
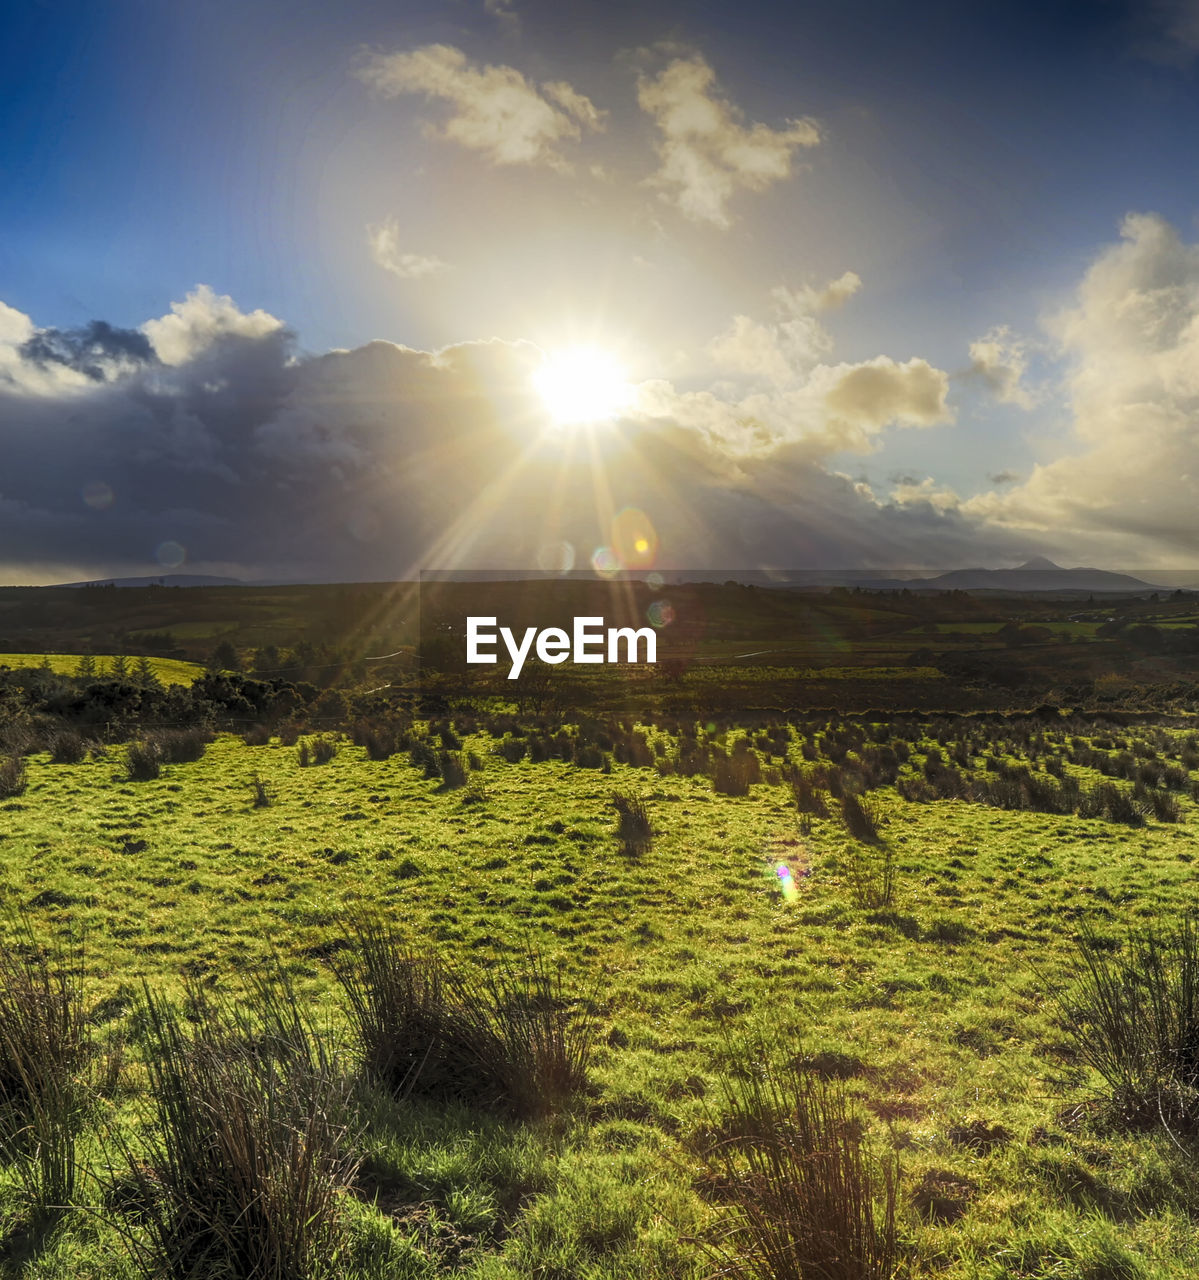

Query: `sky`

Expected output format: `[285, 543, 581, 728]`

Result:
[4, 0, 1199, 583]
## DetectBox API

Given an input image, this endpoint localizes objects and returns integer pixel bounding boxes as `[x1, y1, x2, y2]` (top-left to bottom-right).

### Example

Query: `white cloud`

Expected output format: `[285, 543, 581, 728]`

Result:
[968, 325, 1033, 408]
[142, 285, 284, 366]
[637, 52, 819, 227]
[367, 217, 450, 279]
[967, 213, 1199, 561]
[357, 44, 604, 170]
[707, 273, 861, 386]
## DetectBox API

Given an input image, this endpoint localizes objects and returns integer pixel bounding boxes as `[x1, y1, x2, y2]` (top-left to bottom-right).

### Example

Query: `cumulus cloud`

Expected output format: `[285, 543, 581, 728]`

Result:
[357, 44, 604, 170]
[967, 213, 1199, 562]
[0, 283, 1029, 583]
[637, 52, 820, 227]
[366, 217, 450, 279]
[142, 285, 285, 367]
[968, 325, 1033, 408]
[707, 274, 861, 386]
[821, 357, 953, 431]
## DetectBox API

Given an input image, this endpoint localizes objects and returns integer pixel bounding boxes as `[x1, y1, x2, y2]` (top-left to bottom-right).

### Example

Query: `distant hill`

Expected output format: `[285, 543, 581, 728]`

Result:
[857, 558, 1162, 594]
[55, 574, 247, 588]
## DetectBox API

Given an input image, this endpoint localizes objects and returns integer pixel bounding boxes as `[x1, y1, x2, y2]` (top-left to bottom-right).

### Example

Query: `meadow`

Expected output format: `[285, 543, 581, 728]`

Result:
[3, 706, 1199, 1278]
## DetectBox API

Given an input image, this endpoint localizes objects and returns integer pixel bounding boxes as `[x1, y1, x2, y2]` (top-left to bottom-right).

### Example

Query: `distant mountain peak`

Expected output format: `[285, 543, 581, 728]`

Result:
[1015, 556, 1061, 571]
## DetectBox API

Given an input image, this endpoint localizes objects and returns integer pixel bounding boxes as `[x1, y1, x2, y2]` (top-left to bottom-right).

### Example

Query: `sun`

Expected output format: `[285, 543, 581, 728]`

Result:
[531, 346, 633, 426]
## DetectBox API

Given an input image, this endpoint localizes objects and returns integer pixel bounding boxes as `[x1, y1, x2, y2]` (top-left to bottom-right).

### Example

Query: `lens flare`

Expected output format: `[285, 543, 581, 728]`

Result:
[775, 862, 799, 902]
[591, 545, 620, 578]
[612, 506, 658, 569]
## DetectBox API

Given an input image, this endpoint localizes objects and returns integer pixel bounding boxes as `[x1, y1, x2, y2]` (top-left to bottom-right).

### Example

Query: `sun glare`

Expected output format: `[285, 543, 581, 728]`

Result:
[532, 346, 633, 426]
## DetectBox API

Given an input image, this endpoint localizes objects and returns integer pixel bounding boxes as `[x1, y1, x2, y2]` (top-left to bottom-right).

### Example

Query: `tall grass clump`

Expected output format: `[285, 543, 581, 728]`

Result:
[0, 754, 27, 798]
[156, 727, 210, 764]
[106, 985, 356, 1280]
[612, 790, 653, 856]
[840, 792, 880, 844]
[330, 919, 592, 1119]
[703, 1056, 899, 1280]
[0, 921, 90, 1215]
[1058, 921, 1199, 1128]
[125, 738, 163, 781]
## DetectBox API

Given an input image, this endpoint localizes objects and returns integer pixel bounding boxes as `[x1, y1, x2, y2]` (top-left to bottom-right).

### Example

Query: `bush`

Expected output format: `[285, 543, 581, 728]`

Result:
[48, 731, 87, 764]
[105, 986, 355, 1280]
[612, 791, 653, 856]
[0, 755, 27, 798]
[156, 727, 210, 763]
[703, 1055, 899, 1280]
[310, 735, 338, 766]
[125, 738, 163, 781]
[1058, 921, 1199, 1129]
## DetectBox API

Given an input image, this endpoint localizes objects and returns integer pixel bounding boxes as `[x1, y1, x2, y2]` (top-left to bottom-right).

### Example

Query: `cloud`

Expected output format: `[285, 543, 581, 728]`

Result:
[707, 273, 860, 386]
[0, 286, 1031, 585]
[783, 271, 862, 314]
[968, 325, 1033, 408]
[483, 0, 519, 31]
[142, 285, 285, 366]
[21, 320, 155, 383]
[890, 475, 961, 514]
[357, 44, 604, 170]
[820, 357, 953, 431]
[637, 52, 820, 227]
[967, 212, 1199, 562]
[366, 217, 450, 279]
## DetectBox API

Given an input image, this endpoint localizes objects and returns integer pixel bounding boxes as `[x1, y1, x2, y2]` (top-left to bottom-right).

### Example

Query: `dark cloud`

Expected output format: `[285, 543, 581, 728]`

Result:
[19, 320, 156, 382]
[0, 291, 1037, 584]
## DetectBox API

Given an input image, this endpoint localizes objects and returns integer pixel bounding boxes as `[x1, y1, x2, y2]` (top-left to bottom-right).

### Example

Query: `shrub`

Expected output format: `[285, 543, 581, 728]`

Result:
[702, 1056, 899, 1280]
[612, 791, 653, 856]
[1058, 921, 1199, 1129]
[0, 922, 90, 1214]
[105, 985, 355, 1280]
[157, 727, 210, 763]
[310, 735, 338, 766]
[49, 731, 87, 764]
[125, 738, 163, 781]
[0, 754, 27, 798]
[251, 774, 272, 808]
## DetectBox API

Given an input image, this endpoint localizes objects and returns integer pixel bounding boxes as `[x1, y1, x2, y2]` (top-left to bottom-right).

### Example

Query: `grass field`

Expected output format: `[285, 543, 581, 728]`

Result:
[0, 653, 206, 685]
[2, 716, 1199, 1277]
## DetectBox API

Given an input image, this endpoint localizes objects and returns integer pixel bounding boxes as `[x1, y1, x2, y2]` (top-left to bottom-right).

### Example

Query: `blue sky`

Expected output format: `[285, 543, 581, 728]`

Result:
[3, 0, 1199, 581]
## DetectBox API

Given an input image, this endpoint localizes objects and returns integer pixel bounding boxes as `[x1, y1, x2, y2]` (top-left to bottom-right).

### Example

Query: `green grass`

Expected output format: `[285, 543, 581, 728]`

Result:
[3, 719, 1199, 1276]
[0, 654, 205, 685]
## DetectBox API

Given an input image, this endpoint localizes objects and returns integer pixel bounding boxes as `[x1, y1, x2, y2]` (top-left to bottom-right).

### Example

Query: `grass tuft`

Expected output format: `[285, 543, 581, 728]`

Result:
[104, 982, 356, 1280]
[702, 1054, 899, 1280]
